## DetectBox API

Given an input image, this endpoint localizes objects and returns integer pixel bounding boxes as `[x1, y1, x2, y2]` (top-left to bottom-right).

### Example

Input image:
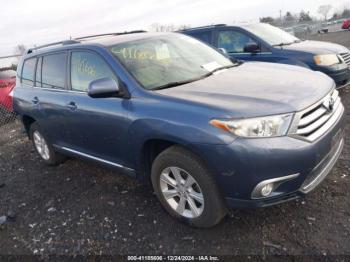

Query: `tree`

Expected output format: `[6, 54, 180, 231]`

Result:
[318, 5, 332, 21]
[260, 17, 275, 23]
[149, 23, 190, 32]
[284, 12, 295, 22]
[14, 44, 26, 55]
[13, 44, 27, 62]
[341, 8, 350, 18]
[299, 10, 312, 22]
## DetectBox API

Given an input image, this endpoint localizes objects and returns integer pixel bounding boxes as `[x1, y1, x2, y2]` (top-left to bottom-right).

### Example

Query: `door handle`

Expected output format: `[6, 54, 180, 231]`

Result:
[31, 96, 39, 104]
[66, 101, 77, 111]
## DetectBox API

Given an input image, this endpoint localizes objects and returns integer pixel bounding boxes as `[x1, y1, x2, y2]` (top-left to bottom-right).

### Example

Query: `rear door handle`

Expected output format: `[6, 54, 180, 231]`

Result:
[66, 101, 77, 111]
[31, 96, 39, 104]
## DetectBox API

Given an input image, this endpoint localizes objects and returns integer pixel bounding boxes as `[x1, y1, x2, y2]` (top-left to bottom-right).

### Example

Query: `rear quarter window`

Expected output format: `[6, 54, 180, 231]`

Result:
[188, 31, 212, 44]
[21, 58, 36, 85]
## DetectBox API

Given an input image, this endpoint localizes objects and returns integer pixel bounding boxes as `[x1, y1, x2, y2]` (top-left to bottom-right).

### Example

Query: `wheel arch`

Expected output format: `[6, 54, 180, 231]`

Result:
[22, 115, 36, 136]
[137, 138, 208, 182]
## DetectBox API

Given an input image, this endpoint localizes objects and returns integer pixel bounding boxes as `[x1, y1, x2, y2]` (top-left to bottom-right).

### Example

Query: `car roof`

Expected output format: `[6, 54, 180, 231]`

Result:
[179, 23, 262, 32]
[82, 32, 169, 46]
[24, 32, 175, 57]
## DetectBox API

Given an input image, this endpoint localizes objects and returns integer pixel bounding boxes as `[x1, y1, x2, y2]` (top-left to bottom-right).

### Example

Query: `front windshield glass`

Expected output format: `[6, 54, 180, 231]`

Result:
[110, 34, 233, 90]
[243, 23, 300, 46]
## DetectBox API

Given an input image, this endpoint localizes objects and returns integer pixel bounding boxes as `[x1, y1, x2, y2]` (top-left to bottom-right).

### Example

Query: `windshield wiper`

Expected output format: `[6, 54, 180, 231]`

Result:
[207, 64, 237, 74]
[152, 64, 237, 91]
[272, 42, 294, 47]
[152, 76, 207, 90]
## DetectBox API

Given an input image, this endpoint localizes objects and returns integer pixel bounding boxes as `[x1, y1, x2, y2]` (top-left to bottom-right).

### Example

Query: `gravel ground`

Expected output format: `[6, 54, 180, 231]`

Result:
[0, 32, 349, 258]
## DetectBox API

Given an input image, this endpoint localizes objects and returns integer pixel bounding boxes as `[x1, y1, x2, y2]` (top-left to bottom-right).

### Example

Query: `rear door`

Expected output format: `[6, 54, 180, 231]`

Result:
[61, 50, 131, 169]
[34, 52, 72, 145]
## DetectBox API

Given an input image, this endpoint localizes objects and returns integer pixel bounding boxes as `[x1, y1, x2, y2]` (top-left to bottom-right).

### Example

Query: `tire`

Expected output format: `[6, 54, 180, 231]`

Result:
[151, 145, 227, 228]
[29, 123, 66, 166]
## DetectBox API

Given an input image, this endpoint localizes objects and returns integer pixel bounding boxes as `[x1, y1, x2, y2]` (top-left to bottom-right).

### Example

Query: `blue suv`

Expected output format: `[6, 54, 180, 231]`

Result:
[14, 32, 345, 227]
[180, 23, 350, 88]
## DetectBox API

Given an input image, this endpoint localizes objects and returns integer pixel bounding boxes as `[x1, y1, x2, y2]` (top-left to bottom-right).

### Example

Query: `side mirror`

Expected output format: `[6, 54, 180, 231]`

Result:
[243, 43, 260, 53]
[218, 48, 228, 55]
[88, 77, 121, 98]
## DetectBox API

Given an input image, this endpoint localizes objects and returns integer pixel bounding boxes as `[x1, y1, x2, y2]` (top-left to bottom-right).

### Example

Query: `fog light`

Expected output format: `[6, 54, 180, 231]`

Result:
[251, 173, 300, 199]
[261, 183, 274, 196]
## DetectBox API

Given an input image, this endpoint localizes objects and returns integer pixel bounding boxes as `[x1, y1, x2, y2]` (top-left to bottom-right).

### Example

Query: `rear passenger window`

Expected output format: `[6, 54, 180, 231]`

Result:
[71, 51, 116, 92]
[42, 53, 67, 89]
[22, 58, 36, 85]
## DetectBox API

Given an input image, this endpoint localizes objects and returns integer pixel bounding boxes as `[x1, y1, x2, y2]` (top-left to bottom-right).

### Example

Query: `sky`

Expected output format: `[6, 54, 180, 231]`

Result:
[0, 0, 349, 61]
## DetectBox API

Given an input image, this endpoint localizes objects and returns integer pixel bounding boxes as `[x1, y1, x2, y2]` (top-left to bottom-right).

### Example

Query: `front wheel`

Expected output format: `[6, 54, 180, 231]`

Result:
[29, 123, 66, 166]
[151, 146, 227, 228]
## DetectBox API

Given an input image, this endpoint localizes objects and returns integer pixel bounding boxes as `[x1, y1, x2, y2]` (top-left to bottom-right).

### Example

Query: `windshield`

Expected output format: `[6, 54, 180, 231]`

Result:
[243, 23, 300, 46]
[110, 34, 233, 90]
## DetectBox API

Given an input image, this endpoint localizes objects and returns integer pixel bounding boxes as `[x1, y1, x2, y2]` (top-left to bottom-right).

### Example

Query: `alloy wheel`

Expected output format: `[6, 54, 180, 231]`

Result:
[159, 166, 204, 218]
[33, 131, 50, 160]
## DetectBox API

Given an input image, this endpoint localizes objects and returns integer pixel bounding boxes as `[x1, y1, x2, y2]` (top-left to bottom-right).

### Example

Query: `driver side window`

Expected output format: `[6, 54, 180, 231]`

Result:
[71, 51, 117, 92]
[218, 30, 257, 53]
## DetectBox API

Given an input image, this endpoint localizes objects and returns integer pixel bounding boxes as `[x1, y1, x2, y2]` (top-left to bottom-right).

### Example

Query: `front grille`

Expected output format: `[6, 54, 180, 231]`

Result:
[290, 90, 344, 142]
[340, 52, 350, 68]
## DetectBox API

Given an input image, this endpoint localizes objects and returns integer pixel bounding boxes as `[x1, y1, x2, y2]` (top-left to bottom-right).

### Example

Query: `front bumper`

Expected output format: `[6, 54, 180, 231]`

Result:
[190, 103, 346, 209]
[317, 66, 350, 88]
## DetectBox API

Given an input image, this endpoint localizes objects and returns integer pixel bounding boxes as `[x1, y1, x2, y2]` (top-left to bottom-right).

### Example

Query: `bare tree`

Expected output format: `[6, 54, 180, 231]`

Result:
[14, 44, 27, 55]
[318, 5, 332, 21]
[13, 44, 27, 62]
[149, 23, 191, 32]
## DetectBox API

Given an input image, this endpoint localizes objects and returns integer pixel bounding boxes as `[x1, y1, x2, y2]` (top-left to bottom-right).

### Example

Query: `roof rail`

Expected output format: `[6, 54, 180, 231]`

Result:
[180, 24, 227, 31]
[27, 40, 79, 54]
[75, 30, 146, 41]
[26, 30, 147, 54]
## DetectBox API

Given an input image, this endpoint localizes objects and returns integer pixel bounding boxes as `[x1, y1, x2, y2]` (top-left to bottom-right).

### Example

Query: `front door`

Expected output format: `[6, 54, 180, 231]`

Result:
[62, 50, 132, 169]
[216, 29, 272, 62]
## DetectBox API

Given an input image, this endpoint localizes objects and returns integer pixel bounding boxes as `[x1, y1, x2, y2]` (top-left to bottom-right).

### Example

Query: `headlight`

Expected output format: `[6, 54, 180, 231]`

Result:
[210, 114, 293, 138]
[314, 54, 340, 66]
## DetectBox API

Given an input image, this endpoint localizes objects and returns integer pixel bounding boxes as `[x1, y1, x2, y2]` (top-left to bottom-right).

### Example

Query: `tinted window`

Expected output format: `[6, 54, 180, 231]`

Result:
[71, 51, 116, 92]
[218, 30, 257, 53]
[35, 57, 42, 87]
[189, 31, 212, 44]
[42, 53, 67, 89]
[22, 58, 36, 85]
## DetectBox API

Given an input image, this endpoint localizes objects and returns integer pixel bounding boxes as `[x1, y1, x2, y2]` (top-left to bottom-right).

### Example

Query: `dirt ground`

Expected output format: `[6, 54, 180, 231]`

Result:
[0, 32, 349, 259]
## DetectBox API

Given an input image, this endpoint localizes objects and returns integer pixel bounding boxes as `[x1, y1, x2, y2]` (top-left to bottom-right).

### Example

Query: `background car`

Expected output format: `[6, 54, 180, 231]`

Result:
[180, 23, 350, 88]
[342, 19, 350, 29]
[0, 70, 16, 116]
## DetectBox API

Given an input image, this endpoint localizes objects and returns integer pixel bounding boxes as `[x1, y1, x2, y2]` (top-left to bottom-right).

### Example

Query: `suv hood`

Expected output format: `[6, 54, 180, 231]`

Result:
[283, 40, 349, 55]
[156, 62, 334, 118]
